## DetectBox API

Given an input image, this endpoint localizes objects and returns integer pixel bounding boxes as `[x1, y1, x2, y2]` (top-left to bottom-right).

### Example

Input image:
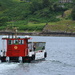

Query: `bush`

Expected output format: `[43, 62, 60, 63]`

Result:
[29, 1, 42, 14]
[0, 17, 8, 26]
[71, 6, 75, 20]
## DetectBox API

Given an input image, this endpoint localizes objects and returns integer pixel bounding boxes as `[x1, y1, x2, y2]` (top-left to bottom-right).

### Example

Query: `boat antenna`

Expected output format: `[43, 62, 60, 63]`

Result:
[13, 26, 18, 38]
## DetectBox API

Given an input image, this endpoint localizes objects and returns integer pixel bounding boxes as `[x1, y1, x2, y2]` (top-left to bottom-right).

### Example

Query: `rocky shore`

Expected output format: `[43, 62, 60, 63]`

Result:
[0, 31, 75, 37]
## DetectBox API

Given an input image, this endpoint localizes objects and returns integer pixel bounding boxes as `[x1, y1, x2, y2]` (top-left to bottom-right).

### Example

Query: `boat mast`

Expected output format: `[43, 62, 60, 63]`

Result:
[13, 27, 18, 38]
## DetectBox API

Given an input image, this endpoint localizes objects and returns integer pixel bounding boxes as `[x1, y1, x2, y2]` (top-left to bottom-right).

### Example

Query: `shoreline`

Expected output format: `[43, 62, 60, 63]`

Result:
[0, 31, 75, 37]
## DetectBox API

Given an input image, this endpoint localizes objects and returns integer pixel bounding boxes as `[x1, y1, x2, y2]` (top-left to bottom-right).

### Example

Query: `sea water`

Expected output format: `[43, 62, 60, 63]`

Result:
[0, 36, 75, 75]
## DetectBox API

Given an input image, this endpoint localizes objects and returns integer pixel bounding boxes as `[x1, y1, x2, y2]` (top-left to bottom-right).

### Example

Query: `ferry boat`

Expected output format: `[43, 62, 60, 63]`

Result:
[0, 28, 47, 63]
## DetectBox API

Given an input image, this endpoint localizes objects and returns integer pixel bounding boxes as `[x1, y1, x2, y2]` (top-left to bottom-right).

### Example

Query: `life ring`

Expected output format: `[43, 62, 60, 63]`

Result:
[14, 46, 18, 49]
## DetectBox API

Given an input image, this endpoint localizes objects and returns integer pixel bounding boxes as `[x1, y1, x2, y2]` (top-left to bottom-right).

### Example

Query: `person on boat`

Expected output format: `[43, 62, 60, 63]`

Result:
[33, 45, 36, 51]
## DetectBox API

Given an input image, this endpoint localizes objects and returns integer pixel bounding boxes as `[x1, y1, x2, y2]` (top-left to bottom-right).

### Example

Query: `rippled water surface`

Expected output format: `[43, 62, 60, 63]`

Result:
[0, 36, 75, 75]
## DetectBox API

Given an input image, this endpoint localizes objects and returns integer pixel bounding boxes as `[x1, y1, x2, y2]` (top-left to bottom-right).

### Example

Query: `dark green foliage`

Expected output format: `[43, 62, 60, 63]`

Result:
[2, 2, 31, 21]
[73, 0, 75, 3]
[71, 6, 75, 20]
[0, 17, 8, 26]
[0, 0, 16, 10]
[0, 0, 73, 31]
[42, 0, 50, 8]
[30, 2, 42, 13]
[0, 0, 67, 22]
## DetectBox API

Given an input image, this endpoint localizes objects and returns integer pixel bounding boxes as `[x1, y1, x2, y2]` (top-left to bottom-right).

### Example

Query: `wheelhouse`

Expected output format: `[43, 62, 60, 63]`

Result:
[2, 37, 30, 57]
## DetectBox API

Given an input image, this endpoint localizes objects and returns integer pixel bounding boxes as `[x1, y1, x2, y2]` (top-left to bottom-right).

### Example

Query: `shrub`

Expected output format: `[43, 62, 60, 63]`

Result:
[71, 6, 75, 20]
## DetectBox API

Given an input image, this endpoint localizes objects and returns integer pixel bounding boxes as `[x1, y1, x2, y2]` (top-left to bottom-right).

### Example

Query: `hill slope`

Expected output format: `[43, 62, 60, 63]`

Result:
[0, 0, 75, 32]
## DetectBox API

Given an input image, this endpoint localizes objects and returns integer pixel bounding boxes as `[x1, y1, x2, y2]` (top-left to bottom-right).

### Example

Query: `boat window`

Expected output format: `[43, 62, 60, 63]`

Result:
[33, 42, 46, 51]
[19, 40, 24, 45]
[14, 40, 19, 45]
[28, 42, 32, 51]
[8, 40, 12, 45]
[22, 40, 24, 44]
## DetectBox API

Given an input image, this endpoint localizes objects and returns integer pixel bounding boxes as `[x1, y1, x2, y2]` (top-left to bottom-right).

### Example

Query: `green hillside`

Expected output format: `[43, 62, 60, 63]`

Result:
[0, 0, 75, 32]
[43, 20, 75, 33]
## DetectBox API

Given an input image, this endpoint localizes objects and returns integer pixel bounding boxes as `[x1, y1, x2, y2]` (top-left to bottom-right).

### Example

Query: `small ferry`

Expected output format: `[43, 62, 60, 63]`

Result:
[0, 28, 47, 63]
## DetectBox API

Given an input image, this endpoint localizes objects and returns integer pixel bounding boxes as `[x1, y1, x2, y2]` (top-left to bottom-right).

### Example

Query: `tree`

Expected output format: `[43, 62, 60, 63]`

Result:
[42, 0, 50, 8]
[73, 0, 75, 3]
[71, 6, 75, 20]
[0, 17, 8, 26]
[30, 2, 42, 13]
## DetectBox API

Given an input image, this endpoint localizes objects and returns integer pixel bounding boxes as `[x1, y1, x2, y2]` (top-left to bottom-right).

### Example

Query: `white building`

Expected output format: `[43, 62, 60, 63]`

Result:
[59, 0, 72, 3]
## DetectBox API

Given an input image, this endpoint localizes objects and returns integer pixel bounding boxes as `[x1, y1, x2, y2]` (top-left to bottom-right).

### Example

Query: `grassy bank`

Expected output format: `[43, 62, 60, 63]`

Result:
[0, 20, 74, 33]
[2, 20, 46, 32]
[43, 20, 75, 33]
